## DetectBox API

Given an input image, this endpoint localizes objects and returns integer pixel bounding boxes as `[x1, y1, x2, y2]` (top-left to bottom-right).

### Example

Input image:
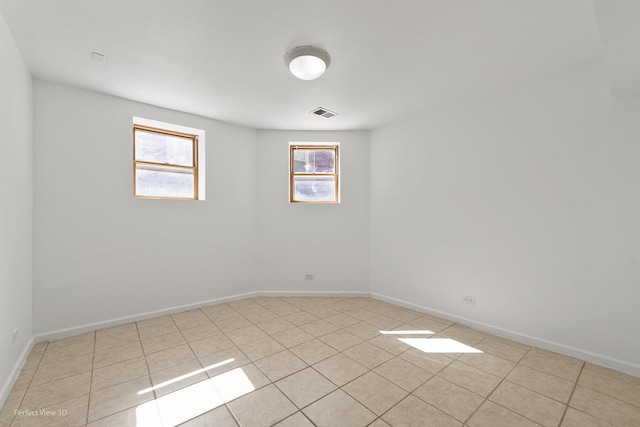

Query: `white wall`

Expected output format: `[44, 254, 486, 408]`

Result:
[33, 81, 258, 335]
[370, 58, 640, 376]
[0, 10, 33, 402]
[256, 131, 370, 294]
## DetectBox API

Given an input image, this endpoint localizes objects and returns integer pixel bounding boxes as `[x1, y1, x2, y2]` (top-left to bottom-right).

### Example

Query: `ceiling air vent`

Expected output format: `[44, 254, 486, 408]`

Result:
[311, 107, 339, 119]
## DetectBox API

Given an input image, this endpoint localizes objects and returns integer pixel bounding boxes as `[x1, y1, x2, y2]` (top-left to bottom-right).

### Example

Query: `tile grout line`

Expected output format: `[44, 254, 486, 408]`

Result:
[557, 361, 585, 427]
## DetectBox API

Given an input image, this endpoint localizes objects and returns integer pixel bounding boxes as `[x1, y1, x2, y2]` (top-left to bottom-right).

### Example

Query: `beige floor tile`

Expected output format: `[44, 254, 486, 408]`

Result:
[88, 375, 153, 422]
[399, 348, 453, 374]
[188, 334, 235, 359]
[93, 342, 143, 369]
[145, 344, 197, 373]
[237, 336, 286, 361]
[155, 378, 224, 427]
[210, 363, 270, 403]
[253, 297, 286, 309]
[171, 309, 211, 330]
[91, 356, 148, 392]
[271, 327, 314, 348]
[149, 359, 208, 398]
[570, 385, 640, 426]
[414, 376, 484, 423]
[457, 352, 515, 378]
[227, 384, 297, 427]
[41, 339, 95, 365]
[561, 407, 616, 427]
[342, 309, 376, 321]
[382, 395, 461, 427]
[283, 311, 319, 326]
[94, 329, 140, 352]
[198, 347, 250, 378]
[214, 316, 253, 333]
[137, 322, 180, 340]
[201, 305, 241, 323]
[438, 361, 501, 397]
[474, 336, 528, 363]
[344, 322, 383, 340]
[11, 363, 38, 392]
[226, 325, 268, 346]
[520, 348, 583, 382]
[95, 322, 137, 338]
[324, 313, 361, 328]
[256, 317, 296, 335]
[21, 372, 92, 410]
[368, 419, 391, 426]
[253, 350, 307, 382]
[275, 368, 337, 409]
[368, 334, 413, 356]
[244, 309, 280, 324]
[273, 411, 314, 427]
[290, 339, 338, 365]
[136, 315, 174, 331]
[86, 402, 161, 427]
[438, 324, 487, 346]
[300, 320, 341, 337]
[268, 303, 302, 317]
[313, 353, 368, 387]
[374, 356, 432, 392]
[318, 329, 363, 352]
[365, 314, 404, 330]
[489, 380, 566, 427]
[141, 331, 186, 354]
[180, 323, 222, 343]
[179, 405, 238, 427]
[467, 401, 540, 427]
[343, 371, 408, 416]
[405, 316, 453, 333]
[578, 366, 640, 407]
[343, 342, 394, 369]
[303, 389, 376, 427]
[583, 363, 640, 386]
[11, 394, 89, 427]
[306, 307, 340, 318]
[31, 353, 93, 386]
[506, 364, 575, 403]
[0, 387, 27, 425]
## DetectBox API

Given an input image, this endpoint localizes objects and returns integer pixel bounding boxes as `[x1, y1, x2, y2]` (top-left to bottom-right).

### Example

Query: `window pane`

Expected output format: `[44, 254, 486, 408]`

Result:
[135, 164, 194, 198]
[293, 176, 336, 201]
[135, 129, 194, 166]
[292, 149, 334, 173]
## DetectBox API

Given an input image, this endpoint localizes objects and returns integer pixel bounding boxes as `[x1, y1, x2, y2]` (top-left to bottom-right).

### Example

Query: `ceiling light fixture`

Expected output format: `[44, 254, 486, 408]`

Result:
[284, 46, 331, 80]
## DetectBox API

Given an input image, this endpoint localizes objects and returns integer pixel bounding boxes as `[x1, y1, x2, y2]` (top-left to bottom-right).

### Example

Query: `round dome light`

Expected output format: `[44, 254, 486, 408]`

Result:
[284, 46, 331, 81]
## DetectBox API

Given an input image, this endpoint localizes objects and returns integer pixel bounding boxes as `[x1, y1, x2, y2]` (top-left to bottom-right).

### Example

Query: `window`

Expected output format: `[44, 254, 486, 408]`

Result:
[133, 121, 204, 200]
[290, 143, 339, 203]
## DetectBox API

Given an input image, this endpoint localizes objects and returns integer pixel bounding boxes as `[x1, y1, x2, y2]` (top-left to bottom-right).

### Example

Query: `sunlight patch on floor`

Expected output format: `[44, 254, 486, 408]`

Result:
[400, 337, 483, 353]
[135, 360, 256, 426]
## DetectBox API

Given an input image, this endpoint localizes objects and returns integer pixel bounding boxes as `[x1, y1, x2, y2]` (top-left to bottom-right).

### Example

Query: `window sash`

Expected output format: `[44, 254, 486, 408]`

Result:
[290, 145, 339, 203]
[133, 125, 198, 200]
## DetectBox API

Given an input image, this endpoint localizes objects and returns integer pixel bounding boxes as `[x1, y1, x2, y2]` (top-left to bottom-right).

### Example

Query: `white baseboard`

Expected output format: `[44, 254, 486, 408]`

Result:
[33, 290, 369, 342]
[1, 337, 34, 408]
[371, 292, 640, 378]
[257, 290, 370, 298]
[34, 291, 259, 342]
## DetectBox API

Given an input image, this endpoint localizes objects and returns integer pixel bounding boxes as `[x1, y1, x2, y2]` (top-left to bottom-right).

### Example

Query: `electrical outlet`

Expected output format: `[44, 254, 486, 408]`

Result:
[304, 273, 315, 280]
[462, 295, 476, 305]
[12, 328, 18, 344]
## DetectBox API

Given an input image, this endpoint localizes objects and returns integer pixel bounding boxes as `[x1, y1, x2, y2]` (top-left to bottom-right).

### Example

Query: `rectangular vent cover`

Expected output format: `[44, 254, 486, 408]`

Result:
[311, 107, 339, 119]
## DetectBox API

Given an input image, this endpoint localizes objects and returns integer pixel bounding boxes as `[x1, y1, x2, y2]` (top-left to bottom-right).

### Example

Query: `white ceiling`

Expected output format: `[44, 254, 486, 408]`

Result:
[0, 0, 631, 130]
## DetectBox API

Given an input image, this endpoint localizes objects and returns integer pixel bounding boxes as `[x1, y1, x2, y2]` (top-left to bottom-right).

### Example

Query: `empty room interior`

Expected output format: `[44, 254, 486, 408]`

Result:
[1, 1, 639, 426]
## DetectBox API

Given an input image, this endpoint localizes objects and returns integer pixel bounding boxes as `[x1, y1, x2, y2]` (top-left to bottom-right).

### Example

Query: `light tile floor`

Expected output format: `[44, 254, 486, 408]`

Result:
[1, 297, 639, 426]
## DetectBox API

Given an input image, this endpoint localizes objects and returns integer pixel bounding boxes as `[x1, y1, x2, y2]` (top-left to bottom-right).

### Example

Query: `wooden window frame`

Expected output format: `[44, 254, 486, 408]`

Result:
[133, 124, 199, 200]
[289, 144, 339, 203]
